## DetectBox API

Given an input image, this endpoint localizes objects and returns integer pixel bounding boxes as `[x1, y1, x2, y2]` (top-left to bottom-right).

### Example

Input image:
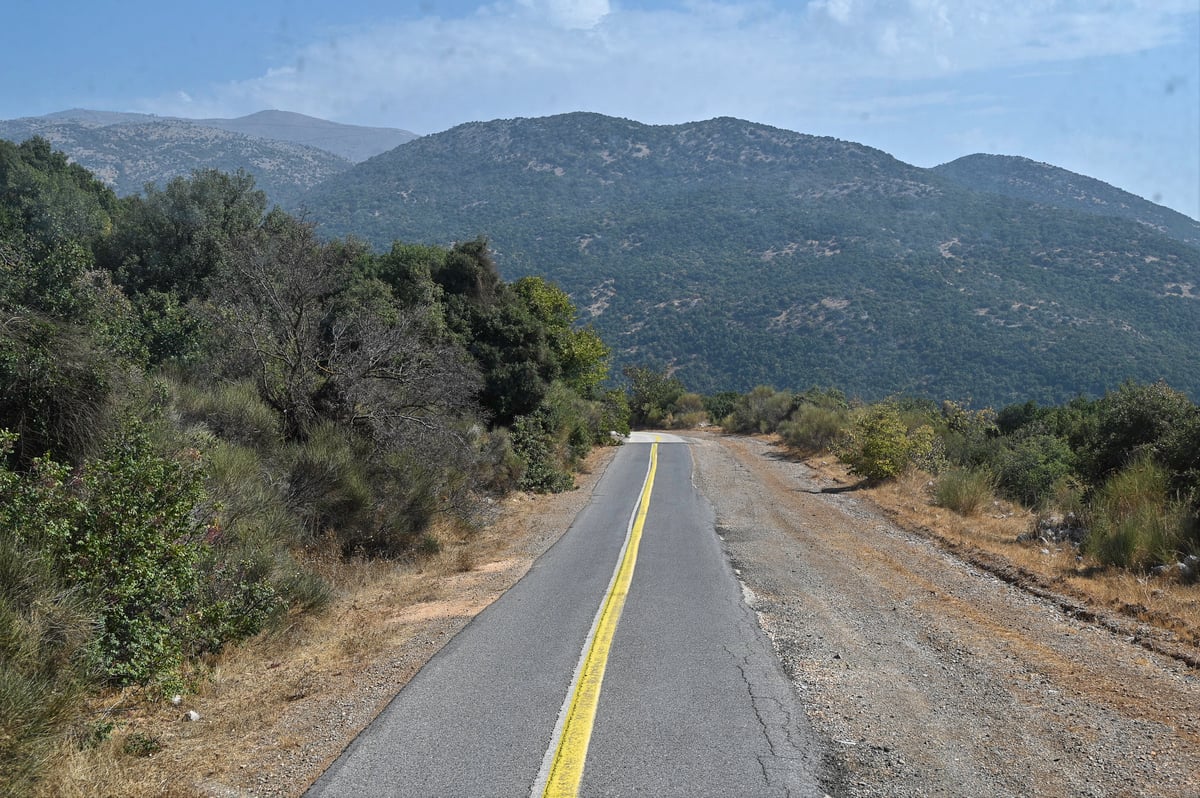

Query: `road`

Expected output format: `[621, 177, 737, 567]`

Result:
[306, 434, 827, 797]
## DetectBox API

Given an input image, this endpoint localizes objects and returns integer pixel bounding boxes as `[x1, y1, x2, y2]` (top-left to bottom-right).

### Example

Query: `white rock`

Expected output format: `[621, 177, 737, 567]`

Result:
[185, 710, 201, 722]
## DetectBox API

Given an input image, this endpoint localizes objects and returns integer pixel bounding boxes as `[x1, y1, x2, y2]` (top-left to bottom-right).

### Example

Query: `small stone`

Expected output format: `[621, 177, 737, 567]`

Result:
[170, 694, 183, 705]
[185, 710, 201, 722]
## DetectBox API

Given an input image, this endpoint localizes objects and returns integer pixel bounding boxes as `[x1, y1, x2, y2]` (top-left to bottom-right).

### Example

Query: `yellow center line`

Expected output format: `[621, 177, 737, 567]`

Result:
[534, 439, 660, 798]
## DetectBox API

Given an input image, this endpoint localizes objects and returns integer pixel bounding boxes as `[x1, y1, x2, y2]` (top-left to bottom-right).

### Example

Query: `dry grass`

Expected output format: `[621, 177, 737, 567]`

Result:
[805, 455, 1200, 650]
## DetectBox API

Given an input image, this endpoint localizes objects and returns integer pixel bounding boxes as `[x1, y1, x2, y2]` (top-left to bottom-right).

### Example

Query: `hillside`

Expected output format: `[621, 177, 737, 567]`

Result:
[297, 112, 1200, 406]
[934, 154, 1200, 249]
[0, 109, 418, 204]
[194, 110, 417, 162]
[0, 115, 352, 206]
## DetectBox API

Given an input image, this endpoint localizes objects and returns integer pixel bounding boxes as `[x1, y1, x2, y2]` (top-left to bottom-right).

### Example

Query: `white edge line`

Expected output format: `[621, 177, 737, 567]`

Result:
[529, 447, 656, 797]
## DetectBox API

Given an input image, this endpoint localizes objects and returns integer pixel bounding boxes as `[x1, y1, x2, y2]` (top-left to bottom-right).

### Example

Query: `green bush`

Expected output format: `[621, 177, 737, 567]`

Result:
[838, 404, 937, 481]
[0, 423, 206, 685]
[994, 433, 1075, 507]
[725, 386, 794, 434]
[511, 407, 575, 493]
[173, 378, 281, 449]
[779, 404, 848, 453]
[1085, 457, 1198, 570]
[934, 467, 996, 516]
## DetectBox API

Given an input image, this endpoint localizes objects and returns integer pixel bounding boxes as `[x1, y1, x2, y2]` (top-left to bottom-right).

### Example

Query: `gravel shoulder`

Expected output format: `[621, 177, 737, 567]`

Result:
[689, 432, 1200, 798]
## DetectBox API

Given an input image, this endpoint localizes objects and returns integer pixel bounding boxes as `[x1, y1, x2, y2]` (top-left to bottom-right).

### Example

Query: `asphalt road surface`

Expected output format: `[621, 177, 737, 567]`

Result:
[306, 434, 827, 797]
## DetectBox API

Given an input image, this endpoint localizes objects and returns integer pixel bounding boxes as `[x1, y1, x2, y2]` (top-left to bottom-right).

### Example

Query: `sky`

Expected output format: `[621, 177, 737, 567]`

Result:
[2, 0, 1198, 219]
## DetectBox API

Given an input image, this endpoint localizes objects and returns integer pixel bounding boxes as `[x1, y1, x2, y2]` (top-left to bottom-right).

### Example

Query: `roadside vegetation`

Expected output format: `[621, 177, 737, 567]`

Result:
[0, 138, 627, 795]
[629, 368, 1200, 581]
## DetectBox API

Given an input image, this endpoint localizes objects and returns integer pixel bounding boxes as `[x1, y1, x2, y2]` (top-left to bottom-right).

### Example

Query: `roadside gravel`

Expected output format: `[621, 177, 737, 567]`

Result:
[689, 433, 1200, 798]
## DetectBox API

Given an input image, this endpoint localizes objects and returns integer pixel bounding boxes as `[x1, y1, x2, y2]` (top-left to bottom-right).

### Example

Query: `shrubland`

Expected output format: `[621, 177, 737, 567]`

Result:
[0, 138, 623, 794]
[664, 379, 1200, 581]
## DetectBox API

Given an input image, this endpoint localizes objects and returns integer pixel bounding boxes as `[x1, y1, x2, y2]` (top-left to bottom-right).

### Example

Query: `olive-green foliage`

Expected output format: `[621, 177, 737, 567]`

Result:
[623, 365, 684, 428]
[779, 403, 848, 453]
[515, 276, 611, 396]
[702, 391, 741, 427]
[669, 392, 708, 429]
[934, 467, 997, 516]
[1, 422, 206, 685]
[510, 382, 601, 493]
[98, 169, 267, 299]
[597, 389, 632, 439]
[725, 386, 794, 434]
[1085, 457, 1198, 570]
[937, 401, 1000, 469]
[175, 379, 282, 450]
[994, 433, 1075, 507]
[0, 528, 95, 798]
[472, 427, 526, 494]
[1077, 381, 1195, 486]
[0, 137, 117, 248]
[839, 404, 937, 482]
[0, 315, 123, 467]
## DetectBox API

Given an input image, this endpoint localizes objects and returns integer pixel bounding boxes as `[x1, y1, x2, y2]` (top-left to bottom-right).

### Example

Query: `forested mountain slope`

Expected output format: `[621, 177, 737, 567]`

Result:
[934, 153, 1200, 249]
[298, 112, 1200, 405]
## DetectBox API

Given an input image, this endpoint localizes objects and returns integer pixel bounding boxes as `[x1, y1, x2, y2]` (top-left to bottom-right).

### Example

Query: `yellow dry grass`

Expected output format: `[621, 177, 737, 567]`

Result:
[807, 455, 1200, 649]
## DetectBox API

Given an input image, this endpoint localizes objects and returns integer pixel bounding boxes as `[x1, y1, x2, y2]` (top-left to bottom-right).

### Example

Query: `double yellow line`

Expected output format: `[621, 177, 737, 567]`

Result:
[534, 441, 659, 798]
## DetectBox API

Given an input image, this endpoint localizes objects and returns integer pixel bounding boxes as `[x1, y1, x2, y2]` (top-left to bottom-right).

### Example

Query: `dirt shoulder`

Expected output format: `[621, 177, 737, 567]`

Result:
[690, 432, 1200, 798]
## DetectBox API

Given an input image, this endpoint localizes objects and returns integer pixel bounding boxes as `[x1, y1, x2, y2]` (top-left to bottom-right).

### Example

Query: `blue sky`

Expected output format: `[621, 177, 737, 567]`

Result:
[2, 0, 1197, 219]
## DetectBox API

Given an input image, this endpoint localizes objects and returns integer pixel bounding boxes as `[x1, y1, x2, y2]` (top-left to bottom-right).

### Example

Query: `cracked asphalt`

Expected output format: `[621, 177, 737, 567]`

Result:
[307, 437, 829, 797]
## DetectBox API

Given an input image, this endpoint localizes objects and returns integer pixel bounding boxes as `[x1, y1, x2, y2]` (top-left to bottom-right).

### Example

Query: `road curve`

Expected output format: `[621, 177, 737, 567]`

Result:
[306, 438, 827, 797]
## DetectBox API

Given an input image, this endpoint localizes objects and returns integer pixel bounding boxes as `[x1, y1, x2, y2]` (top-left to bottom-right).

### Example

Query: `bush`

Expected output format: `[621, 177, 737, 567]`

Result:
[838, 404, 936, 482]
[725, 386, 794, 434]
[1085, 457, 1198, 570]
[173, 378, 281, 449]
[0, 533, 95, 797]
[994, 433, 1075, 508]
[779, 404, 848, 453]
[0, 423, 207, 686]
[934, 467, 996, 516]
[669, 392, 707, 429]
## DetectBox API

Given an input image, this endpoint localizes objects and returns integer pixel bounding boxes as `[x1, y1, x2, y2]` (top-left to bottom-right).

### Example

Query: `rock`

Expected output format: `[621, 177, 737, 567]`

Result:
[185, 710, 201, 722]
[170, 694, 183, 706]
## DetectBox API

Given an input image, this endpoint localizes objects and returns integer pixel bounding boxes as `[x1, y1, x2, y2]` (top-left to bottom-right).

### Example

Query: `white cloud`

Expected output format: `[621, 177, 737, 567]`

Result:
[139, 0, 1195, 130]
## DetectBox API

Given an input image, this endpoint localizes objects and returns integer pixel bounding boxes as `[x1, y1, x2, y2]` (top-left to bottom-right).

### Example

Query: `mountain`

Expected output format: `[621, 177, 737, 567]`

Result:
[297, 112, 1200, 406]
[934, 154, 1200, 249]
[0, 109, 418, 204]
[192, 110, 417, 163]
[0, 115, 351, 206]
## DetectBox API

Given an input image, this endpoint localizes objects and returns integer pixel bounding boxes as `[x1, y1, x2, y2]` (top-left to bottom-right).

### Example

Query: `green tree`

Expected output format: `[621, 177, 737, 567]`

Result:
[623, 365, 684, 427]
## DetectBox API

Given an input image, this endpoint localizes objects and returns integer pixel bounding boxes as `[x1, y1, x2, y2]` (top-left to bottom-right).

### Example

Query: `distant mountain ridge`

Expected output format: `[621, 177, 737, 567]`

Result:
[0, 109, 418, 204]
[23, 108, 417, 162]
[295, 112, 1200, 406]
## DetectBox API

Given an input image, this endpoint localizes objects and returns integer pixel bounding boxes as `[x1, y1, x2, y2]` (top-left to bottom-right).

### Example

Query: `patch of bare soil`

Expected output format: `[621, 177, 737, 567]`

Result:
[690, 433, 1200, 798]
[37, 447, 617, 798]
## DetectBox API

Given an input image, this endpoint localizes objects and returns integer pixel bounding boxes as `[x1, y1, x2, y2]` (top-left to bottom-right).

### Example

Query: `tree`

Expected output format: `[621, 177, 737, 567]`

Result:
[514, 276, 610, 395]
[623, 365, 684, 427]
[98, 169, 267, 298]
[211, 211, 478, 444]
